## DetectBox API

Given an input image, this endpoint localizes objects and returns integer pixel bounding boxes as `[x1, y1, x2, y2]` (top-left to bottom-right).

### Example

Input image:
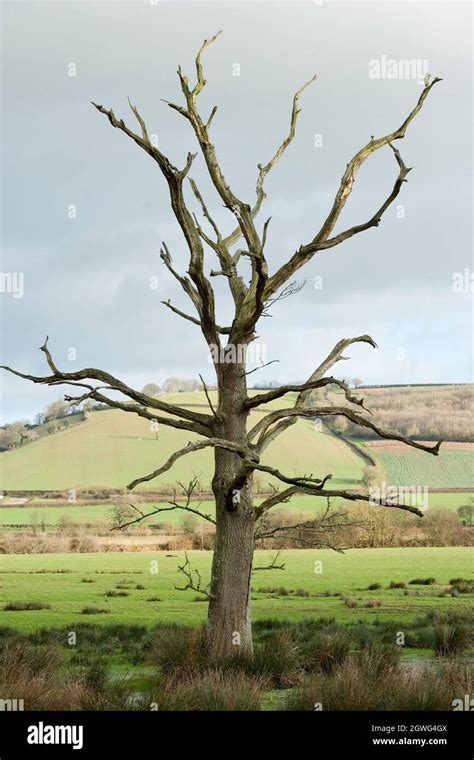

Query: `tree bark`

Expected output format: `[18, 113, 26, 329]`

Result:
[206, 355, 255, 658]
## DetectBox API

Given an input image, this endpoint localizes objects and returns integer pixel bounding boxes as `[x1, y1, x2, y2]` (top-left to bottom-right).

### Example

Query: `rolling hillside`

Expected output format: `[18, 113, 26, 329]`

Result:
[0, 392, 366, 492]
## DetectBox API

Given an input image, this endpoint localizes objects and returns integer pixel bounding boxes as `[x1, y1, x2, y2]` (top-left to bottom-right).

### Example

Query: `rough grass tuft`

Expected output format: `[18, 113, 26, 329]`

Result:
[4, 601, 51, 611]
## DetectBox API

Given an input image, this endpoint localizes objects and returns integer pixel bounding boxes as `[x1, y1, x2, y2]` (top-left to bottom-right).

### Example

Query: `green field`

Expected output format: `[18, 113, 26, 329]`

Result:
[0, 490, 471, 531]
[0, 395, 366, 491]
[0, 547, 471, 633]
[376, 448, 474, 488]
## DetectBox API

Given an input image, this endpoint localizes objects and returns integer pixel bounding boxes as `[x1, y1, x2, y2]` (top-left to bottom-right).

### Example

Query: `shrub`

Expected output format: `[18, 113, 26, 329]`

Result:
[392, 661, 473, 711]
[75, 656, 109, 691]
[367, 582, 381, 590]
[285, 647, 400, 711]
[389, 581, 406, 589]
[105, 590, 129, 597]
[409, 577, 436, 585]
[70, 535, 99, 553]
[0, 533, 67, 554]
[364, 599, 382, 608]
[0, 641, 87, 710]
[451, 581, 474, 594]
[405, 625, 435, 649]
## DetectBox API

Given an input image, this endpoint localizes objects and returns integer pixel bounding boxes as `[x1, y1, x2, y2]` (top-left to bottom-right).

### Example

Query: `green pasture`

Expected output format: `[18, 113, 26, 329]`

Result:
[0, 547, 471, 633]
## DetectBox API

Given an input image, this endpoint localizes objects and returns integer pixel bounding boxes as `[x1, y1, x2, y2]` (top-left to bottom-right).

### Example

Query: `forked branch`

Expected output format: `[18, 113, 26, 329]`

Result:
[265, 76, 442, 297]
[175, 551, 211, 598]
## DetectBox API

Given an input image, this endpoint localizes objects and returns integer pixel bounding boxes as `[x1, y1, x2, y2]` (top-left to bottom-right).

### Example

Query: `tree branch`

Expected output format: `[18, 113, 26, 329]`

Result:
[175, 551, 211, 598]
[93, 100, 219, 347]
[255, 483, 426, 519]
[265, 76, 442, 297]
[254, 404, 442, 456]
[111, 477, 216, 530]
[199, 374, 218, 418]
[161, 298, 231, 334]
[1, 336, 212, 435]
[253, 550, 285, 572]
[317, 143, 412, 250]
[126, 438, 254, 490]
[245, 462, 333, 491]
[223, 75, 316, 249]
[245, 374, 370, 411]
[248, 335, 377, 449]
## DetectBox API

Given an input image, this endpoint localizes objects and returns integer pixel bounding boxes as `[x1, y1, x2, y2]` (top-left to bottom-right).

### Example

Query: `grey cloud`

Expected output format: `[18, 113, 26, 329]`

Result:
[1, 0, 472, 423]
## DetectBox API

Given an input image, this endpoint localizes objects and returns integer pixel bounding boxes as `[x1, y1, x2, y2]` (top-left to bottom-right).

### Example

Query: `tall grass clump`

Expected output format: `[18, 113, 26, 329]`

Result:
[299, 630, 353, 674]
[151, 624, 206, 678]
[221, 631, 300, 687]
[434, 618, 471, 657]
[150, 670, 263, 711]
[284, 645, 471, 711]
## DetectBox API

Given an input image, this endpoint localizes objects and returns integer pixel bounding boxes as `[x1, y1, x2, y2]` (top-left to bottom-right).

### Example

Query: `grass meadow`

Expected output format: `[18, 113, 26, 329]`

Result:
[0, 547, 472, 632]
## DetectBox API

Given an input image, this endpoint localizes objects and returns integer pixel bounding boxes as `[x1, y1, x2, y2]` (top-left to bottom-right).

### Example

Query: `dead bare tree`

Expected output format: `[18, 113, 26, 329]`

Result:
[1, 33, 442, 658]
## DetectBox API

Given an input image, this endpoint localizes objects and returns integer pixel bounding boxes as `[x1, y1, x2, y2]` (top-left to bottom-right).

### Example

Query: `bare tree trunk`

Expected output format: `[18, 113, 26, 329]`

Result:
[206, 356, 255, 658]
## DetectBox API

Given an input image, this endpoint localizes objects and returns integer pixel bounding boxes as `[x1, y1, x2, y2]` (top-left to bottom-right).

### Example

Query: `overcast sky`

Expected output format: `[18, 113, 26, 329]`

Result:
[1, 0, 472, 424]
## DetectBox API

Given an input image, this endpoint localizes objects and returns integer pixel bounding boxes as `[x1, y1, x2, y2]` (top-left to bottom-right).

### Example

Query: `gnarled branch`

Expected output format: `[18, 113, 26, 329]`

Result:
[176, 551, 211, 598]
[255, 482, 426, 520]
[255, 404, 442, 457]
[265, 76, 442, 297]
[1, 337, 212, 436]
[127, 437, 255, 491]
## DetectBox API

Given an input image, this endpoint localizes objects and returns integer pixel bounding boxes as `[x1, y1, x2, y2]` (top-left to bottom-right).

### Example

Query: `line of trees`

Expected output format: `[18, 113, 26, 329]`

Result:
[143, 377, 217, 395]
